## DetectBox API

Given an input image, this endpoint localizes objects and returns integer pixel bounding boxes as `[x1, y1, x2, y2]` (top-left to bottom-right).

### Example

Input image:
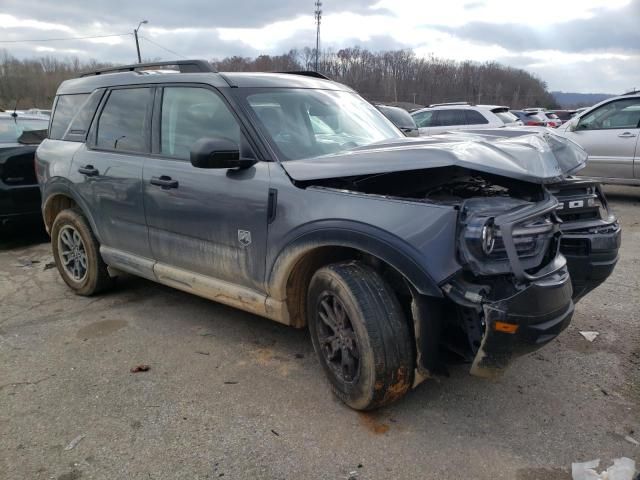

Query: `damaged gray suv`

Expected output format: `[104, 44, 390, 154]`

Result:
[37, 60, 620, 410]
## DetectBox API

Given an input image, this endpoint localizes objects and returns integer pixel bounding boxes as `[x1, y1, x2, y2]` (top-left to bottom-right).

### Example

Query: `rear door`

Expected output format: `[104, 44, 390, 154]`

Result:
[430, 109, 468, 134]
[142, 85, 270, 291]
[71, 86, 153, 258]
[566, 97, 640, 180]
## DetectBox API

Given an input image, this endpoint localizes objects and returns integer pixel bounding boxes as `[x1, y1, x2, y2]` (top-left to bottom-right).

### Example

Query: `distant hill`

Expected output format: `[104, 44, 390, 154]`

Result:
[552, 91, 615, 109]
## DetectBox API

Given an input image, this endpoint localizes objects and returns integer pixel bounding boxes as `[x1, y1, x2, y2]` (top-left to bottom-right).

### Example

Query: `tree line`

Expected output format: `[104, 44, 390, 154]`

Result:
[0, 47, 557, 110]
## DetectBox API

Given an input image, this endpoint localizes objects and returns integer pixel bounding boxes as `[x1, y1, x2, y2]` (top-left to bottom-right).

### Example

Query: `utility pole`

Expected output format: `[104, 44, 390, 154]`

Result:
[314, 1, 322, 71]
[134, 20, 148, 63]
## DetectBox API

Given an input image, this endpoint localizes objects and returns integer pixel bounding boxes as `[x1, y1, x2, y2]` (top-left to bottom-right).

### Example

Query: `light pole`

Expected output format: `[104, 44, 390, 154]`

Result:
[134, 20, 148, 63]
[314, 1, 322, 71]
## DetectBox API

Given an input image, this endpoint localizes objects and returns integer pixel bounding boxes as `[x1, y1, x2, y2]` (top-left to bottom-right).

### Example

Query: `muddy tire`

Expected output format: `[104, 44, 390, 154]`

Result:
[307, 262, 415, 410]
[51, 207, 113, 296]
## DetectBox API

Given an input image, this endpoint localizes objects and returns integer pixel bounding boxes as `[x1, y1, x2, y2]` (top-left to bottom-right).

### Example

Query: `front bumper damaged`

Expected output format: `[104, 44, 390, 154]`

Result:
[470, 267, 573, 377]
[441, 193, 575, 378]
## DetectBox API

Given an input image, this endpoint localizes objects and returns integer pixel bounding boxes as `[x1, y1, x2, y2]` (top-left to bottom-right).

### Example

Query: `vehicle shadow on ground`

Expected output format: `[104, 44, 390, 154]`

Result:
[602, 185, 640, 204]
[0, 220, 49, 251]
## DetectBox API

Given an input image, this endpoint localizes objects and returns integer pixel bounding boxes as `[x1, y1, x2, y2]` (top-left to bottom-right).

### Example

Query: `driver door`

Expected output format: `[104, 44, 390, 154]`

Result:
[567, 97, 640, 180]
[142, 85, 270, 292]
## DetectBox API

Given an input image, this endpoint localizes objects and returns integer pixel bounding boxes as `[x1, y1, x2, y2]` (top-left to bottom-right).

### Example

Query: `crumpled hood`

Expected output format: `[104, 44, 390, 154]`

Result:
[281, 128, 587, 184]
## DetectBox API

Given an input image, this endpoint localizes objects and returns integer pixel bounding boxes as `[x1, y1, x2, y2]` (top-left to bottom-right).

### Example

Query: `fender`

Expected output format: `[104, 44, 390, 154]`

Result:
[267, 220, 447, 300]
[41, 178, 103, 243]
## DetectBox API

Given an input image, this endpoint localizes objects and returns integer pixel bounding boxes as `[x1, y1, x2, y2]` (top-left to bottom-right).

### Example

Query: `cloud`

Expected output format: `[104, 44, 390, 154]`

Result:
[430, 0, 640, 54]
[0, 0, 636, 92]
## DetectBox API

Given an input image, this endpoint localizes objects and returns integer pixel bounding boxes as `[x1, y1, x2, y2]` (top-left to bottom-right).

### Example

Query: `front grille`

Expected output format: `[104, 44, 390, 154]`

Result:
[550, 183, 604, 223]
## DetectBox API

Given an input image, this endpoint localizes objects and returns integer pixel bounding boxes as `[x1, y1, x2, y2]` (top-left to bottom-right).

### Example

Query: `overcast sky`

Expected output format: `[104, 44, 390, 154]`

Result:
[1, 0, 638, 93]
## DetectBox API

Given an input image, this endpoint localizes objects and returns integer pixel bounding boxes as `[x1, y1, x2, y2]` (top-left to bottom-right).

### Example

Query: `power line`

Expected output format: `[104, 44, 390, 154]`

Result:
[0, 33, 132, 44]
[139, 36, 187, 59]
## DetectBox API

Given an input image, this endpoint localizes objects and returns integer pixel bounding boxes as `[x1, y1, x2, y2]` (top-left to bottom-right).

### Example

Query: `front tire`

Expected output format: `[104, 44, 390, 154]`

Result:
[51, 208, 113, 296]
[307, 262, 415, 410]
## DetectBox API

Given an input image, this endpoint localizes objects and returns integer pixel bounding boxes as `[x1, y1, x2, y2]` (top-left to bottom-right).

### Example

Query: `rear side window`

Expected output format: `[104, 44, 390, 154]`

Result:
[435, 109, 467, 126]
[50, 94, 89, 139]
[96, 88, 152, 153]
[465, 110, 490, 125]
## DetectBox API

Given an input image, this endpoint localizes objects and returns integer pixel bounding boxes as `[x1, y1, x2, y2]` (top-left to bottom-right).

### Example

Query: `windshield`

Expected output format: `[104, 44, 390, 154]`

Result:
[240, 89, 403, 161]
[0, 118, 49, 143]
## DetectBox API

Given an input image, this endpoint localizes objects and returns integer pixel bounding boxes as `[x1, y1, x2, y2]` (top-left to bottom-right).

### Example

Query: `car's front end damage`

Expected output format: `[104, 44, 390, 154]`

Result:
[281, 128, 619, 380]
[442, 193, 574, 378]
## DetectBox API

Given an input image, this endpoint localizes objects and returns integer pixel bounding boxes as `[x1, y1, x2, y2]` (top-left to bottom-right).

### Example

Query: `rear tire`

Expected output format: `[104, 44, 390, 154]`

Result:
[51, 208, 113, 296]
[307, 262, 415, 410]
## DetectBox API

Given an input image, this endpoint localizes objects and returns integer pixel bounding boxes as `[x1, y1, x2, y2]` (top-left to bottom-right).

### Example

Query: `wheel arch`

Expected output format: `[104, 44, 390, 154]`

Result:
[268, 226, 443, 329]
[42, 181, 101, 242]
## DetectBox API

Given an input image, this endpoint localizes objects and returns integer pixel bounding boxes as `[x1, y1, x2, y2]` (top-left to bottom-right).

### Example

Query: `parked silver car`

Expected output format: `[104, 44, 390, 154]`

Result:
[411, 103, 520, 136]
[557, 92, 640, 185]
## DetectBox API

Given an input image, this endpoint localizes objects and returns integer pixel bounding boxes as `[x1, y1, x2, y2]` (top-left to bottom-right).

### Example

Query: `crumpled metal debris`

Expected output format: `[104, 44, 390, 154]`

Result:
[571, 457, 636, 480]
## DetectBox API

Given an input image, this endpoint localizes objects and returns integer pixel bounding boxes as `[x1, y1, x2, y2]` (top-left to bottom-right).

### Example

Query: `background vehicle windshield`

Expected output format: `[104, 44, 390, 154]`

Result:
[0, 118, 49, 143]
[241, 89, 403, 161]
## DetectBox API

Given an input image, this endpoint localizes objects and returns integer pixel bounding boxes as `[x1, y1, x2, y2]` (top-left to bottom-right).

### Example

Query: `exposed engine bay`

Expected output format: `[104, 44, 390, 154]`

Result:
[301, 166, 545, 206]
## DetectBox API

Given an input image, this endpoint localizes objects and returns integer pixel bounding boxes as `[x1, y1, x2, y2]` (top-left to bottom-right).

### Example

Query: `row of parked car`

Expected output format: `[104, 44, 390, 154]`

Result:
[0, 61, 632, 409]
[376, 94, 640, 186]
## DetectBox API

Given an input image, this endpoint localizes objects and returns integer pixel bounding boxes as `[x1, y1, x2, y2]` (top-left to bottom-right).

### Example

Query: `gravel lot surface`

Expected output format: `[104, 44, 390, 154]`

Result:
[1, 185, 638, 480]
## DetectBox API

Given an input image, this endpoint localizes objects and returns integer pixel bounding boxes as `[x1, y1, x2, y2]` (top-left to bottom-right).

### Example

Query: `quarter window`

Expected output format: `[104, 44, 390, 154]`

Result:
[160, 87, 240, 160]
[466, 110, 490, 125]
[50, 94, 89, 140]
[96, 88, 152, 152]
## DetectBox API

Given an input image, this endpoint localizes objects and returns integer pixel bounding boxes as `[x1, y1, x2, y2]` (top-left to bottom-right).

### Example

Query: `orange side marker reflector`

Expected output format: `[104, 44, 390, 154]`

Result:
[494, 322, 519, 334]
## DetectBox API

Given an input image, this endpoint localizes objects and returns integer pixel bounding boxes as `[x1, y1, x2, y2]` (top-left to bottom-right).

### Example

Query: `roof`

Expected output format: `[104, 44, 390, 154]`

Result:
[56, 69, 350, 95]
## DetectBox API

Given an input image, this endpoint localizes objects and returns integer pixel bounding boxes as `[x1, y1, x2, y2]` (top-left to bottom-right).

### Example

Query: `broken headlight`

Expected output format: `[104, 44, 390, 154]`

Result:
[459, 197, 559, 276]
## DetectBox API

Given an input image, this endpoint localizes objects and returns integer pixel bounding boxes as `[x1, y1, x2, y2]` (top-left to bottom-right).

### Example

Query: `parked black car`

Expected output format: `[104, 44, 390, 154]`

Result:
[37, 61, 618, 410]
[0, 113, 49, 227]
[376, 105, 419, 136]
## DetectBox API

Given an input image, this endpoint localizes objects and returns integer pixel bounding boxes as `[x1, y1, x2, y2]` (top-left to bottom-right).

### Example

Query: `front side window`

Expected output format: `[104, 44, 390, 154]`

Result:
[412, 110, 435, 128]
[96, 88, 152, 152]
[435, 109, 467, 127]
[0, 118, 49, 143]
[578, 98, 640, 131]
[161, 87, 240, 160]
[50, 94, 89, 140]
[240, 88, 402, 161]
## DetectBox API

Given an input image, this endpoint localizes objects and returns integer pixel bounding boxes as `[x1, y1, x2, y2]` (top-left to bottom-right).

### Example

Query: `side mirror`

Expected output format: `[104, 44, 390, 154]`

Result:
[190, 137, 256, 169]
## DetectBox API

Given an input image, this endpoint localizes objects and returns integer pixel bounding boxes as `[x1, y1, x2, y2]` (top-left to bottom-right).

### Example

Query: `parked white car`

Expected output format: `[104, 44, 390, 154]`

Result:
[410, 103, 521, 136]
[556, 92, 640, 185]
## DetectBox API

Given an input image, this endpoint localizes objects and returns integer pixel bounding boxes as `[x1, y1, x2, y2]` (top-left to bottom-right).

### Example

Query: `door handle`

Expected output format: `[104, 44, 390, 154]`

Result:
[150, 175, 179, 189]
[618, 132, 637, 138]
[78, 165, 99, 176]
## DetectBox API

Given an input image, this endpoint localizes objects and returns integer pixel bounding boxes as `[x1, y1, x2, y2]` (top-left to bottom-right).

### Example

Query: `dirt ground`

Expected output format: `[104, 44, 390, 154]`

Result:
[1, 185, 638, 480]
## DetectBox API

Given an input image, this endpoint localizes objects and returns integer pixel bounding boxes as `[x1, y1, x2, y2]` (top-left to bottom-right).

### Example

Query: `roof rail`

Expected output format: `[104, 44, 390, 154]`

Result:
[427, 101, 471, 107]
[80, 60, 216, 77]
[622, 89, 639, 96]
[280, 71, 331, 80]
